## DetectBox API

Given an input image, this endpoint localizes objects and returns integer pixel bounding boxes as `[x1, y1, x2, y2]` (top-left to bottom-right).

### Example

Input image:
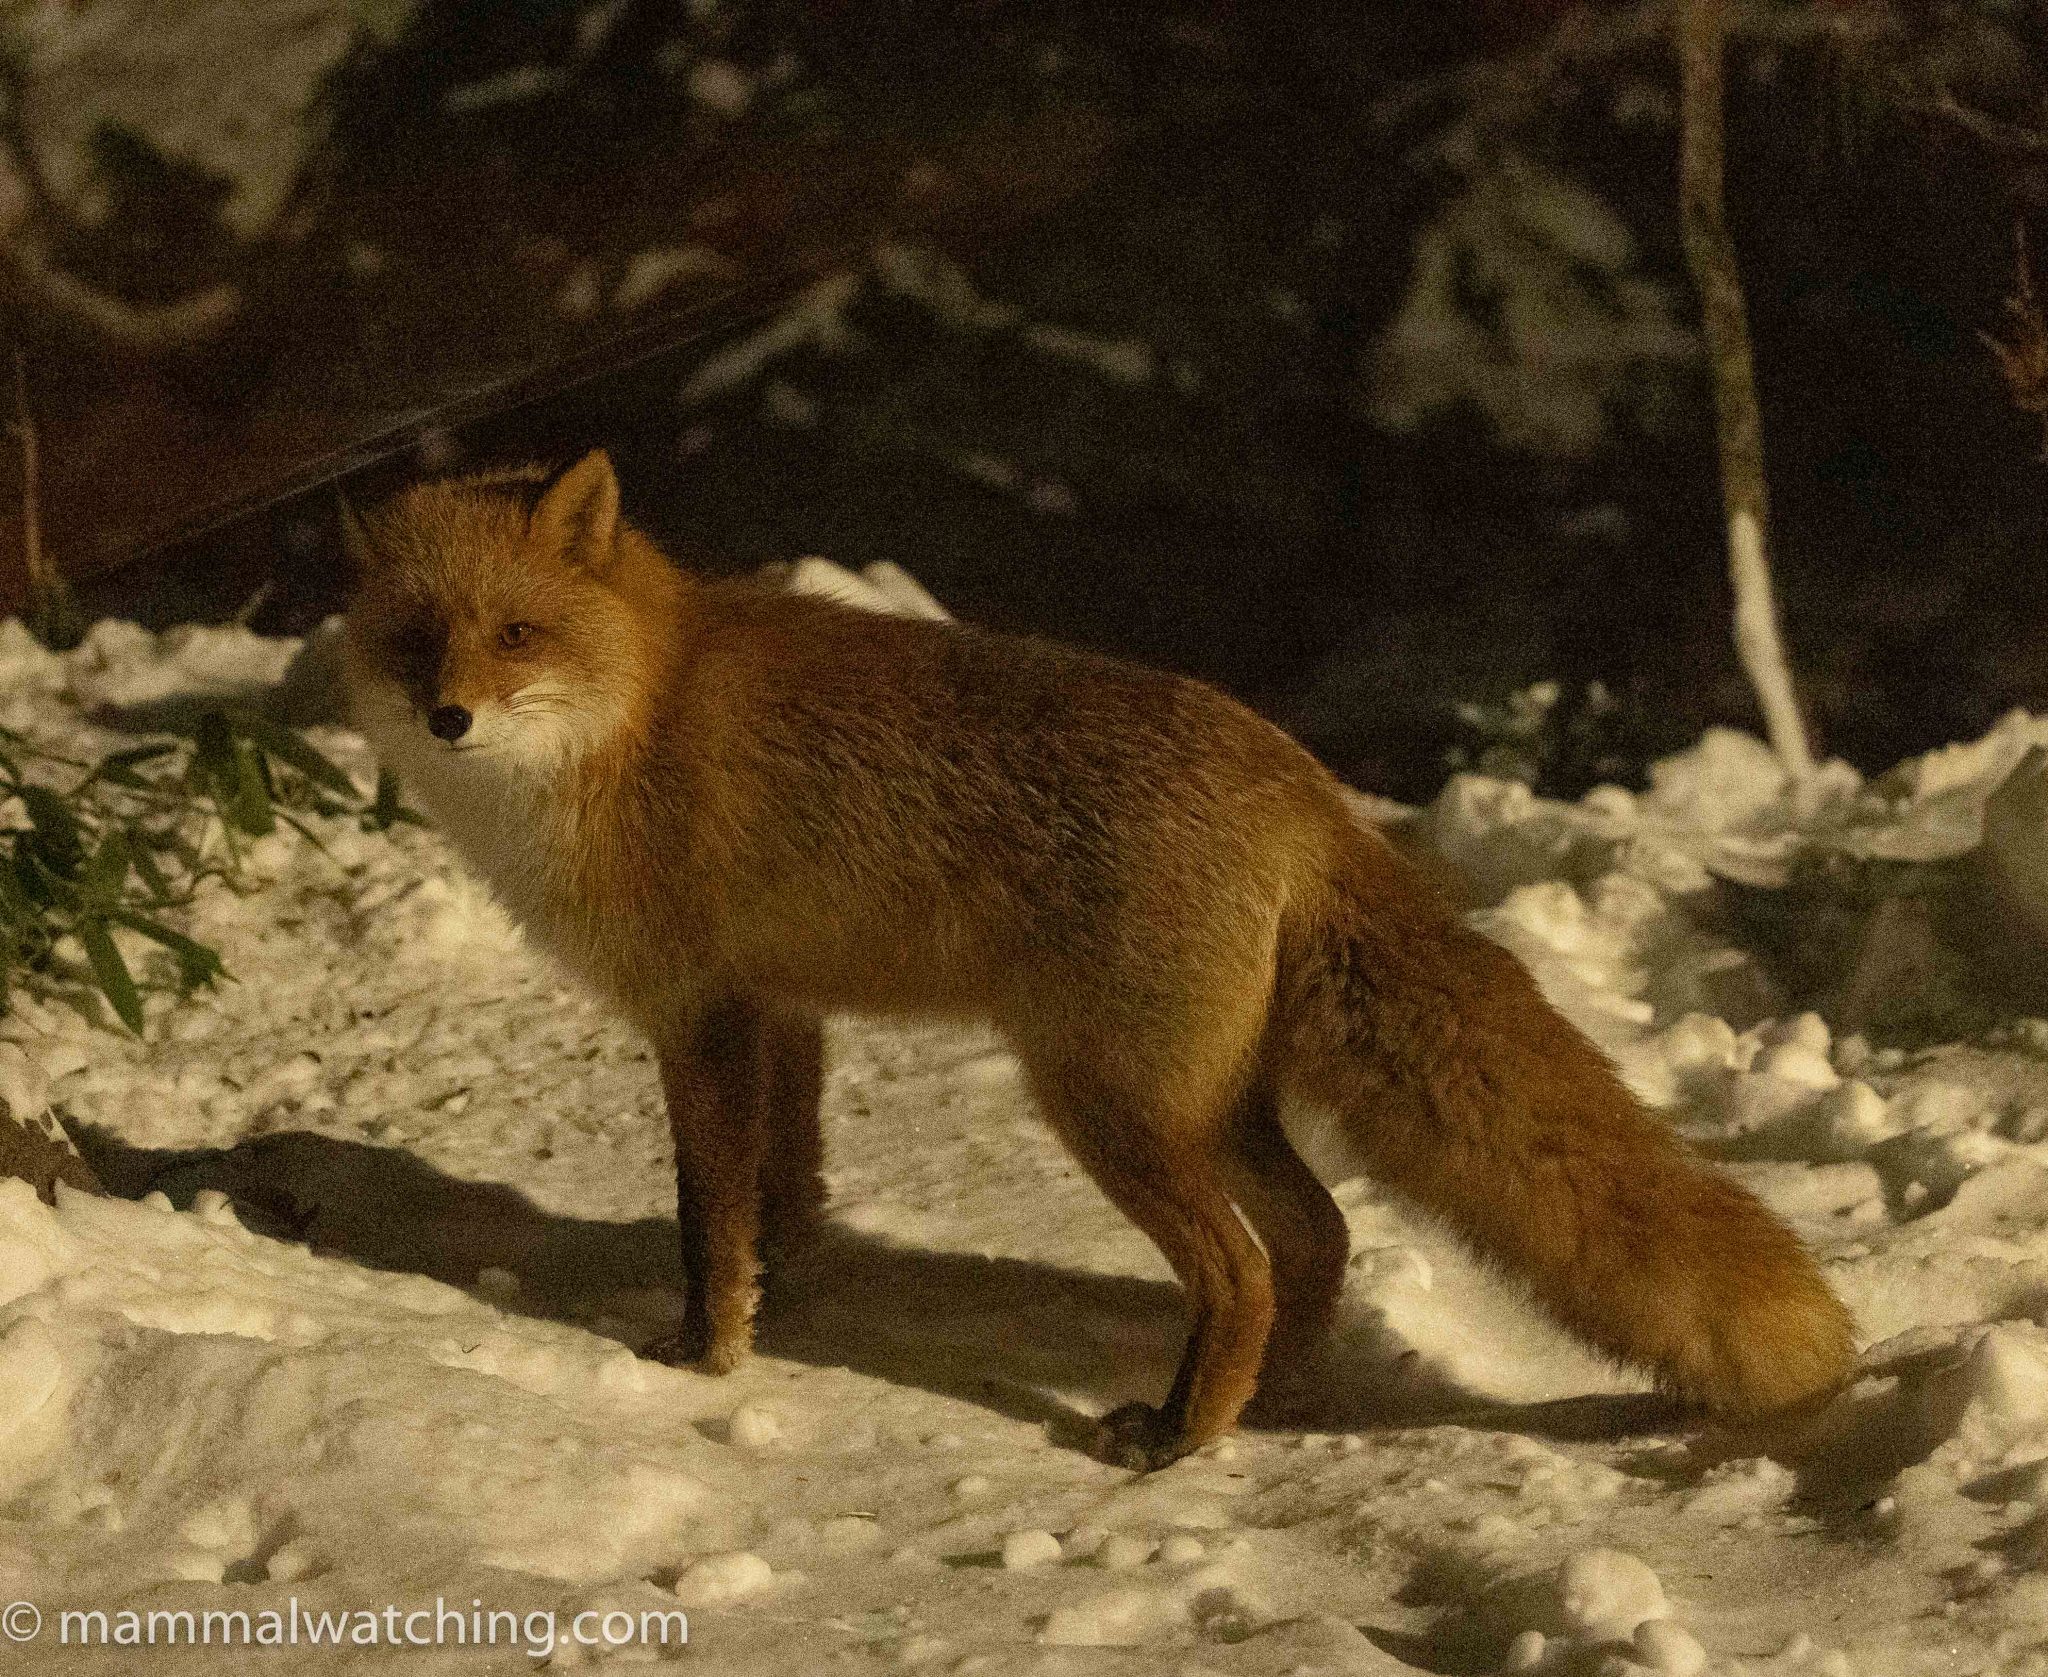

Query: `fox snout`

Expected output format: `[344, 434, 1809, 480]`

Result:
[419, 645, 512, 740]
[427, 704, 472, 742]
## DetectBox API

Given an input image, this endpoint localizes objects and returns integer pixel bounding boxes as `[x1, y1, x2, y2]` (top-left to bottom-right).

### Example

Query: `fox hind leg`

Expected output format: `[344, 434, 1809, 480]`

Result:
[1026, 1055, 1277, 1471]
[1219, 1083, 1350, 1425]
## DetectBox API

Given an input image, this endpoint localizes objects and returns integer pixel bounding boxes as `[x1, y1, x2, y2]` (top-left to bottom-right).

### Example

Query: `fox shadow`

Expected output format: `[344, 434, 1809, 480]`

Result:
[71, 1122, 1681, 1451]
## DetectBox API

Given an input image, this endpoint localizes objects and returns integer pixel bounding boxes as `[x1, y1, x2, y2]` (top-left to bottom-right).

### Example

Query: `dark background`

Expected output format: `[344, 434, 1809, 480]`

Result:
[6, 0, 2046, 801]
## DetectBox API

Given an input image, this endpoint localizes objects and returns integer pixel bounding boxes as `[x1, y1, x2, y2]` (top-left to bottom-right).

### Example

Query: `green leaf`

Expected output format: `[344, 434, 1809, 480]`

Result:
[190, 715, 275, 839]
[350, 0, 415, 45]
[370, 769, 400, 828]
[75, 916, 144, 1033]
[190, 712, 237, 799]
[157, 829, 214, 887]
[11, 848, 48, 909]
[0, 847, 29, 921]
[103, 742, 177, 771]
[275, 808, 339, 863]
[366, 769, 424, 830]
[80, 827, 131, 903]
[18, 783, 84, 873]
[25, 853, 77, 908]
[111, 909, 227, 989]
[224, 709, 358, 799]
[0, 705, 414, 1034]
[88, 741, 177, 790]
[131, 842, 175, 903]
[227, 740, 277, 837]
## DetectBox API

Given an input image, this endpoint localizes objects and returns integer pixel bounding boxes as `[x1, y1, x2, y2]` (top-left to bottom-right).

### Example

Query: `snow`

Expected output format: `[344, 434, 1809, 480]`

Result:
[3, 0, 412, 242]
[670, 1551, 773, 1608]
[675, 240, 1168, 467]
[1019, 324, 1157, 387]
[999, 1529, 1063, 1570]
[1367, 151, 1694, 458]
[612, 245, 735, 314]
[686, 59, 754, 120]
[3, 593, 2048, 1671]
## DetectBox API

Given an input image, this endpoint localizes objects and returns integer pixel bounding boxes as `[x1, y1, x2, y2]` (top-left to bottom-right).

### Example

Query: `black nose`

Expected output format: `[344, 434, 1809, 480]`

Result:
[427, 704, 472, 742]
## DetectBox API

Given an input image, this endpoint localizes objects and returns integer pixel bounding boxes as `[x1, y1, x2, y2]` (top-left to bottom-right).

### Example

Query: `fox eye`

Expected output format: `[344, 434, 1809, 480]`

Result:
[499, 622, 537, 650]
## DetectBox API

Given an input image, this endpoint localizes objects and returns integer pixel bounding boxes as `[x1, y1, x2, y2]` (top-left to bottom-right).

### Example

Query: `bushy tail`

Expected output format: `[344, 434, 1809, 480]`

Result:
[1277, 834, 1854, 1416]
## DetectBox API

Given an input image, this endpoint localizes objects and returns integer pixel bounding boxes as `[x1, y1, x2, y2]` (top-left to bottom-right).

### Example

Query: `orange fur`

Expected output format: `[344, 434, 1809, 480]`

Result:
[343, 451, 1855, 1469]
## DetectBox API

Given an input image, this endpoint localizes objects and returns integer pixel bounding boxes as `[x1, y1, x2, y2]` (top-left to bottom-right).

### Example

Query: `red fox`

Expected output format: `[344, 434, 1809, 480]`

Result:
[342, 450, 1854, 1469]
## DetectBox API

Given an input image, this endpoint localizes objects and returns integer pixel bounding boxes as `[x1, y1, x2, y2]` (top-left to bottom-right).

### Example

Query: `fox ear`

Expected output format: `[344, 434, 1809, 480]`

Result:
[532, 449, 621, 573]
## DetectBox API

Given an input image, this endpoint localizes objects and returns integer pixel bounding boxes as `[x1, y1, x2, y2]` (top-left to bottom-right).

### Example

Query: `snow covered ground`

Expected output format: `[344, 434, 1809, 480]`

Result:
[3, 596, 2048, 1675]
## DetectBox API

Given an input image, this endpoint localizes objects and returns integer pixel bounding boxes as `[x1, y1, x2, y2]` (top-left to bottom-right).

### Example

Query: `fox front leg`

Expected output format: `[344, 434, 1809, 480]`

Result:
[645, 998, 770, 1375]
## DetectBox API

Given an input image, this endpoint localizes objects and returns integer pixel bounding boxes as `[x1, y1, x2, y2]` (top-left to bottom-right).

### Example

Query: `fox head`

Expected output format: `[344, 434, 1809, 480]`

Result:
[342, 450, 668, 780]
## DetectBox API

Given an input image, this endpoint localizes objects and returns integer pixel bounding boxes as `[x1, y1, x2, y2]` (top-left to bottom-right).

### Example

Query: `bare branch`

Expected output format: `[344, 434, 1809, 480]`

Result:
[3, 234, 242, 352]
[1982, 225, 2048, 459]
[8, 348, 80, 647]
[1915, 92, 2048, 159]
[10, 350, 45, 600]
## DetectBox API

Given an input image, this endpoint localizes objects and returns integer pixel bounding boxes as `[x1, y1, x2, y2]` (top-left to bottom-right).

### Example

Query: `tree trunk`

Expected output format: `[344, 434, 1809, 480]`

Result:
[1677, 0, 1816, 785]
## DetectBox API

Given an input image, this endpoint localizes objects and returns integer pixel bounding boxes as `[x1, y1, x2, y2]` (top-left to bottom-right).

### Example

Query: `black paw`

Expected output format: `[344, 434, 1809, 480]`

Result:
[1090, 1402, 1201, 1472]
